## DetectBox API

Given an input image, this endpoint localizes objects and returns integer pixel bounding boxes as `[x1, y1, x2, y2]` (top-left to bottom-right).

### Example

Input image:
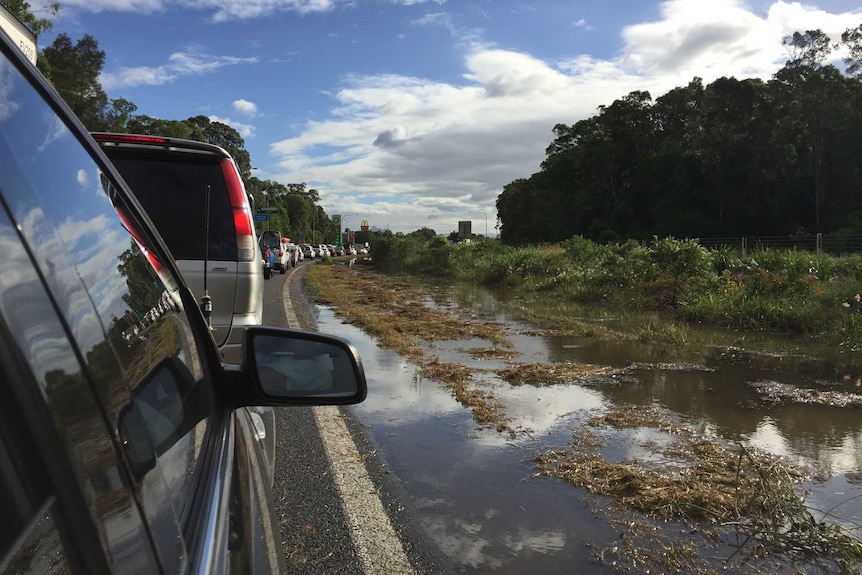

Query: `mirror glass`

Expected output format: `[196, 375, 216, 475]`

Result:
[252, 333, 360, 398]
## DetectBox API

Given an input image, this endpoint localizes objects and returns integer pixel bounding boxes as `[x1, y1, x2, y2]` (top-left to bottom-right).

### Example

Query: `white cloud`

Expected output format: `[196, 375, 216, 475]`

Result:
[390, 0, 446, 5]
[209, 115, 256, 138]
[101, 50, 257, 89]
[233, 99, 258, 117]
[60, 0, 345, 21]
[266, 0, 862, 234]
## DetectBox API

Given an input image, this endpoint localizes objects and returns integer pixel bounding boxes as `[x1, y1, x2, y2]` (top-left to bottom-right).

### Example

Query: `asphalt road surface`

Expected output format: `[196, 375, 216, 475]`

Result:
[263, 261, 452, 575]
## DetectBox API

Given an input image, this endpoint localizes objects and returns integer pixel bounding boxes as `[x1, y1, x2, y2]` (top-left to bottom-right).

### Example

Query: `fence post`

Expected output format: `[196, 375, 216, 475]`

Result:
[742, 237, 747, 258]
[816, 232, 822, 257]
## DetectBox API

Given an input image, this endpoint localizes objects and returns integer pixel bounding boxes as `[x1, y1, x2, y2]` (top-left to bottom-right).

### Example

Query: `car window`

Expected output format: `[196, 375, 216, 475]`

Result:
[260, 230, 281, 248]
[103, 148, 237, 261]
[0, 51, 216, 572]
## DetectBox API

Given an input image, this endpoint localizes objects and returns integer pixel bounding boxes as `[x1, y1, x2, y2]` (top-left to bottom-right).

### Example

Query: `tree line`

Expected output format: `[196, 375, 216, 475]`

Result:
[496, 28, 862, 247]
[2, 0, 338, 244]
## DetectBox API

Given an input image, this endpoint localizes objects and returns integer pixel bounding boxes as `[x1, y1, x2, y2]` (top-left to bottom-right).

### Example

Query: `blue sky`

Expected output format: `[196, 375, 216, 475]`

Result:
[37, 0, 862, 236]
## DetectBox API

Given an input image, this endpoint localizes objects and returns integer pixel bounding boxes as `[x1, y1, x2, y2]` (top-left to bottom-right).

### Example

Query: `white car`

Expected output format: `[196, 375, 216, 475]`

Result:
[259, 231, 291, 274]
[283, 241, 301, 266]
[311, 244, 329, 258]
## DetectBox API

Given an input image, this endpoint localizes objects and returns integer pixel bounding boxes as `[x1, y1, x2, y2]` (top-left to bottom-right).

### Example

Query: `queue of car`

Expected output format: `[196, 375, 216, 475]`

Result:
[0, 28, 367, 575]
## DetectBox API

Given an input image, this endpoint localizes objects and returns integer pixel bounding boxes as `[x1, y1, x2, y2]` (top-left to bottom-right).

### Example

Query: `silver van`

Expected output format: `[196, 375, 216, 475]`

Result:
[92, 132, 263, 364]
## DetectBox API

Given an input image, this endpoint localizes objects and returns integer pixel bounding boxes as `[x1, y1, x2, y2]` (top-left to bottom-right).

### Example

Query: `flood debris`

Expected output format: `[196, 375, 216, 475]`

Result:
[496, 362, 616, 387]
[749, 380, 862, 408]
[534, 406, 862, 573]
[461, 346, 520, 360]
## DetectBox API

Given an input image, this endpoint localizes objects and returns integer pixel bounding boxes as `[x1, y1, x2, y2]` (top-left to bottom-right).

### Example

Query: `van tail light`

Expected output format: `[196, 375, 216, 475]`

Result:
[221, 159, 255, 261]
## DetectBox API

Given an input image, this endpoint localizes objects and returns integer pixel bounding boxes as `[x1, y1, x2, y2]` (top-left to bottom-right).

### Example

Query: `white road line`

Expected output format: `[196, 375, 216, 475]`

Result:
[281, 267, 417, 575]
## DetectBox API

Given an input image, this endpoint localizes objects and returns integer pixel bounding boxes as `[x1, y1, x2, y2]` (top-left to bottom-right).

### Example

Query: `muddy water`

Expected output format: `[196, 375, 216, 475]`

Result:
[317, 281, 862, 574]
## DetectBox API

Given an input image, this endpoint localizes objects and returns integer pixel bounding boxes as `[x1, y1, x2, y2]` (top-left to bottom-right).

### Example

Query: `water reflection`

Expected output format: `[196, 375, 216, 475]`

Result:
[317, 279, 862, 573]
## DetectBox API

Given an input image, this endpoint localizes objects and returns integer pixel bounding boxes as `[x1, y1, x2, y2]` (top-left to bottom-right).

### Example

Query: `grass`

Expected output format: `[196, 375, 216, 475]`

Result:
[368, 234, 862, 358]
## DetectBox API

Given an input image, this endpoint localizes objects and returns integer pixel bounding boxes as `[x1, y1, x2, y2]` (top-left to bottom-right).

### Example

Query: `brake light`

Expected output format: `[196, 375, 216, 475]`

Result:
[93, 133, 170, 145]
[221, 159, 255, 261]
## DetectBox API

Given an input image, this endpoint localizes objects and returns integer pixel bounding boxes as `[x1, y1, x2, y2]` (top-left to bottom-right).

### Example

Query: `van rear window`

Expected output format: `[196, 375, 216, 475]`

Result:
[106, 150, 237, 261]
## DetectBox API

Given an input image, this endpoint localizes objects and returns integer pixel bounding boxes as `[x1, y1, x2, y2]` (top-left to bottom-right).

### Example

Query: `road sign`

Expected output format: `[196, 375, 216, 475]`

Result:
[257, 206, 278, 213]
[254, 214, 269, 222]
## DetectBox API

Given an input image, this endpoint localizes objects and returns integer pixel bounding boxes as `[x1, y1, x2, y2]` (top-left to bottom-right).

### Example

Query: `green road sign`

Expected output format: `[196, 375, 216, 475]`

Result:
[257, 206, 278, 213]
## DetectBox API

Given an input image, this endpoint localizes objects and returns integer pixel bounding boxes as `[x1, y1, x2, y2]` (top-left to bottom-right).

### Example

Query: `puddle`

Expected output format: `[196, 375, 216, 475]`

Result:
[316, 279, 862, 574]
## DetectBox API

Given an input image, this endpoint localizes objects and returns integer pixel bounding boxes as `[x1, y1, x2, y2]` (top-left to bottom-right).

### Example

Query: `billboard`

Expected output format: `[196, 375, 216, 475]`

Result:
[332, 214, 341, 246]
[458, 220, 472, 239]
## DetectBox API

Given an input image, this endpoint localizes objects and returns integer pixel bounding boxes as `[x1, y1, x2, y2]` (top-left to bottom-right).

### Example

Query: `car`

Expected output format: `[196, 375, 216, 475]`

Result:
[311, 244, 329, 258]
[300, 244, 314, 259]
[91, 131, 263, 364]
[0, 30, 367, 575]
[259, 230, 290, 274]
[283, 241, 301, 265]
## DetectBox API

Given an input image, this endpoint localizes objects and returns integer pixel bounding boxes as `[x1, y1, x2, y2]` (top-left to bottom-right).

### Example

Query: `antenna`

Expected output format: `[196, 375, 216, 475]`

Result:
[200, 184, 212, 329]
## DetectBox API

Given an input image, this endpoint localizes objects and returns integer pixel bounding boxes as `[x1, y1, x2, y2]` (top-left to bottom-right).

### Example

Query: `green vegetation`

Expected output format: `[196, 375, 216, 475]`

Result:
[496, 28, 862, 245]
[368, 233, 862, 352]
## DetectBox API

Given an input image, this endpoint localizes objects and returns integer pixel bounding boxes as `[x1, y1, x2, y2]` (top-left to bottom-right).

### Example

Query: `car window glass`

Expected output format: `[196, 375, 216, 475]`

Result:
[0, 54, 215, 572]
[260, 230, 280, 248]
[104, 148, 236, 261]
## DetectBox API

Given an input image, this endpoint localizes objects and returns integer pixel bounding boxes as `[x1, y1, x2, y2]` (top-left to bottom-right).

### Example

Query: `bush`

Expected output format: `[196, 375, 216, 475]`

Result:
[369, 233, 862, 343]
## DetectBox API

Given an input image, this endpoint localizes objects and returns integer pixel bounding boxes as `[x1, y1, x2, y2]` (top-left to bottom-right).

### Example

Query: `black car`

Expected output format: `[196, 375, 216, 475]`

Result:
[0, 28, 366, 575]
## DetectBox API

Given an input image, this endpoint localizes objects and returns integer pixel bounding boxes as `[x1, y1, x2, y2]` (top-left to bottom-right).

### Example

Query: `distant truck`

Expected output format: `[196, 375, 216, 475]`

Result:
[0, 4, 36, 65]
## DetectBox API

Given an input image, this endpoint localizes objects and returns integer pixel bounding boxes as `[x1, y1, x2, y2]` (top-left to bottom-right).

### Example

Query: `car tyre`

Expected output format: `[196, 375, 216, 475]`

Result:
[263, 266, 271, 279]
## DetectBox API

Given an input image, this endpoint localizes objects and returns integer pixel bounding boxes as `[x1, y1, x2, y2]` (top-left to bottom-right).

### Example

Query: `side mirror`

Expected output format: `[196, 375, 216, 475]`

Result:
[225, 327, 368, 406]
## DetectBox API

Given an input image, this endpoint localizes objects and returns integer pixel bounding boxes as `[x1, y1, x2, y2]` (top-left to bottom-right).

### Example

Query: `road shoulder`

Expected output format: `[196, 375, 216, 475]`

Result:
[281, 263, 453, 575]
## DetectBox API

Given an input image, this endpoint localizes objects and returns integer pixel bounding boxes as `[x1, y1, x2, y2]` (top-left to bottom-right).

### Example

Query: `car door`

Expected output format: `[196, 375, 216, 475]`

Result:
[0, 32, 281, 574]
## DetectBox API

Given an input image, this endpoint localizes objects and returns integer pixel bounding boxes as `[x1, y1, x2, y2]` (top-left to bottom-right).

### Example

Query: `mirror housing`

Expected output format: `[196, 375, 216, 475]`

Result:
[223, 327, 367, 406]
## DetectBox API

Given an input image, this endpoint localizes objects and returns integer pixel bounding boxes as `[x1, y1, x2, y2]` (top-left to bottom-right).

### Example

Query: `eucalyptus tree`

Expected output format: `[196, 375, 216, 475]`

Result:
[841, 24, 862, 78]
[185, 115, 252, 180]
[39, 33, 110, 130]
[772, 30, 855, 232]
[0, 0, 59, 38]
[648, 78, 707, 237]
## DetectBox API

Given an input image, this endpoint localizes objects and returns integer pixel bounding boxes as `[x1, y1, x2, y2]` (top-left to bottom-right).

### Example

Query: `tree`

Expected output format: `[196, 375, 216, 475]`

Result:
[40, 33, 109, 130]
[103, 98, 138, 133]
[0, 0, 59, 38]
[841, 23, 862, 78]
[782, 29, 833, 70]
[186, 115, 252, 179]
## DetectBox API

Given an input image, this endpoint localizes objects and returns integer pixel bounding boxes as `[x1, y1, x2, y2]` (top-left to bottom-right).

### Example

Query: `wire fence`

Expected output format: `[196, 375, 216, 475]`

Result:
[694, 233, 862, 256]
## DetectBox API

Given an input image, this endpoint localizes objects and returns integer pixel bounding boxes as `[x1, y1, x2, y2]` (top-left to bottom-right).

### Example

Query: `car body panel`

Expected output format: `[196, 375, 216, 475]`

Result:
[0, 28, 364, 575]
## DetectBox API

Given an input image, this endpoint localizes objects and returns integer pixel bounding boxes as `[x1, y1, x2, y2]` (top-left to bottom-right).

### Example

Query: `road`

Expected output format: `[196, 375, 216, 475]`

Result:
[262, 260, 452, 575]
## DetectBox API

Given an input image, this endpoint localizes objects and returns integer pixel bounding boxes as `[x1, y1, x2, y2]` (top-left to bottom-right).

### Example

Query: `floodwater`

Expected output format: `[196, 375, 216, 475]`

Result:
[316, 281, 862, 574]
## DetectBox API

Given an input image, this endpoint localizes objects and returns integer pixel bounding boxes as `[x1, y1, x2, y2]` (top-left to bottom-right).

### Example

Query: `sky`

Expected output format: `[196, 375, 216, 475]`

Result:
[34, 0, 862, 236]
